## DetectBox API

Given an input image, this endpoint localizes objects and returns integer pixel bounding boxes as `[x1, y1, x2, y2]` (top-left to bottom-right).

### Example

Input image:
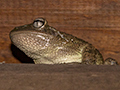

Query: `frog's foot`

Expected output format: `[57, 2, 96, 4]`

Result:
[104, 58, 118, 65]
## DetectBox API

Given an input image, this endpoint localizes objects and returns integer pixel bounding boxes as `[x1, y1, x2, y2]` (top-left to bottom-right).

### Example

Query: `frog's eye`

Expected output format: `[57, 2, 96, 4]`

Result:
[33, 18, 45, 28]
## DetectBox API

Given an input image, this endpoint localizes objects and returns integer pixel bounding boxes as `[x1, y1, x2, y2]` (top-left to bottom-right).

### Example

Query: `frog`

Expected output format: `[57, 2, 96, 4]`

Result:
[9, 18, 118, 65]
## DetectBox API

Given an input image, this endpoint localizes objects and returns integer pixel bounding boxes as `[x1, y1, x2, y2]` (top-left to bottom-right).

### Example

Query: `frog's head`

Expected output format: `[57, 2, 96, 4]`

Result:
[10, 18, 58, 59]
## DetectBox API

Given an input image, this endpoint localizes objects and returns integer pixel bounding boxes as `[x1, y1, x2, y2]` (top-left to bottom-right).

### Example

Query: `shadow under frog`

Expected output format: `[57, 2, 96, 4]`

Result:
[9, 18, 118, 65]
[10, 44, 34, 63]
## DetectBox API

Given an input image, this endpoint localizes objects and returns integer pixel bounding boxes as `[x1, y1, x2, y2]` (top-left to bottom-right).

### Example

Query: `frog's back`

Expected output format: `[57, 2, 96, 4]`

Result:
[59, 34, 104, 65]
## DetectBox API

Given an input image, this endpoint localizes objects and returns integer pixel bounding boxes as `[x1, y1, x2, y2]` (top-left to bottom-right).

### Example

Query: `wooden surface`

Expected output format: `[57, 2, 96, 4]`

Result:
[0, 0, 120, 63]
[0, 64, 120, 90]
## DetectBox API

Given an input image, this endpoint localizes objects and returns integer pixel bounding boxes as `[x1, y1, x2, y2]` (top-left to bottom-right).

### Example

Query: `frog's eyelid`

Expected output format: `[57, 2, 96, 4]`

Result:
[35, 18, 45, 22]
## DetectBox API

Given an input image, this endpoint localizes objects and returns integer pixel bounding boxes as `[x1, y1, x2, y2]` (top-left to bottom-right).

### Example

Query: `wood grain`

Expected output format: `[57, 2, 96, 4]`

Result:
[0, 64, 120, 90]
[0, 0, 120, 63]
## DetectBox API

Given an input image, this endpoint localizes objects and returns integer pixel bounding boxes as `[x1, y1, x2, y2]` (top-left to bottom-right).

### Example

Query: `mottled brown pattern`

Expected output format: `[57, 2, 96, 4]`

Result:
[82, 44, 104, 65]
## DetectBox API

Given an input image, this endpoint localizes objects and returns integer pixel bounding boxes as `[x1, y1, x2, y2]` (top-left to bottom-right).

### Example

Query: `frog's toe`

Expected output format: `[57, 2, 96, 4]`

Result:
[104, 58, 118, 65]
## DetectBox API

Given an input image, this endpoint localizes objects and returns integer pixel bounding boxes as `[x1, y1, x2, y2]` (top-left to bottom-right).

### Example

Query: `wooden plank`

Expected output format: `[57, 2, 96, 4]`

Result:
[0, 0, 120, 63]
[0, 64, 120, 90]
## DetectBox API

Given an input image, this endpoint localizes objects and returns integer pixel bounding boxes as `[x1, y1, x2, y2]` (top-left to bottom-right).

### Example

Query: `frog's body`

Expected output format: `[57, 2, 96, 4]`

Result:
[10, 18, 118, 65]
